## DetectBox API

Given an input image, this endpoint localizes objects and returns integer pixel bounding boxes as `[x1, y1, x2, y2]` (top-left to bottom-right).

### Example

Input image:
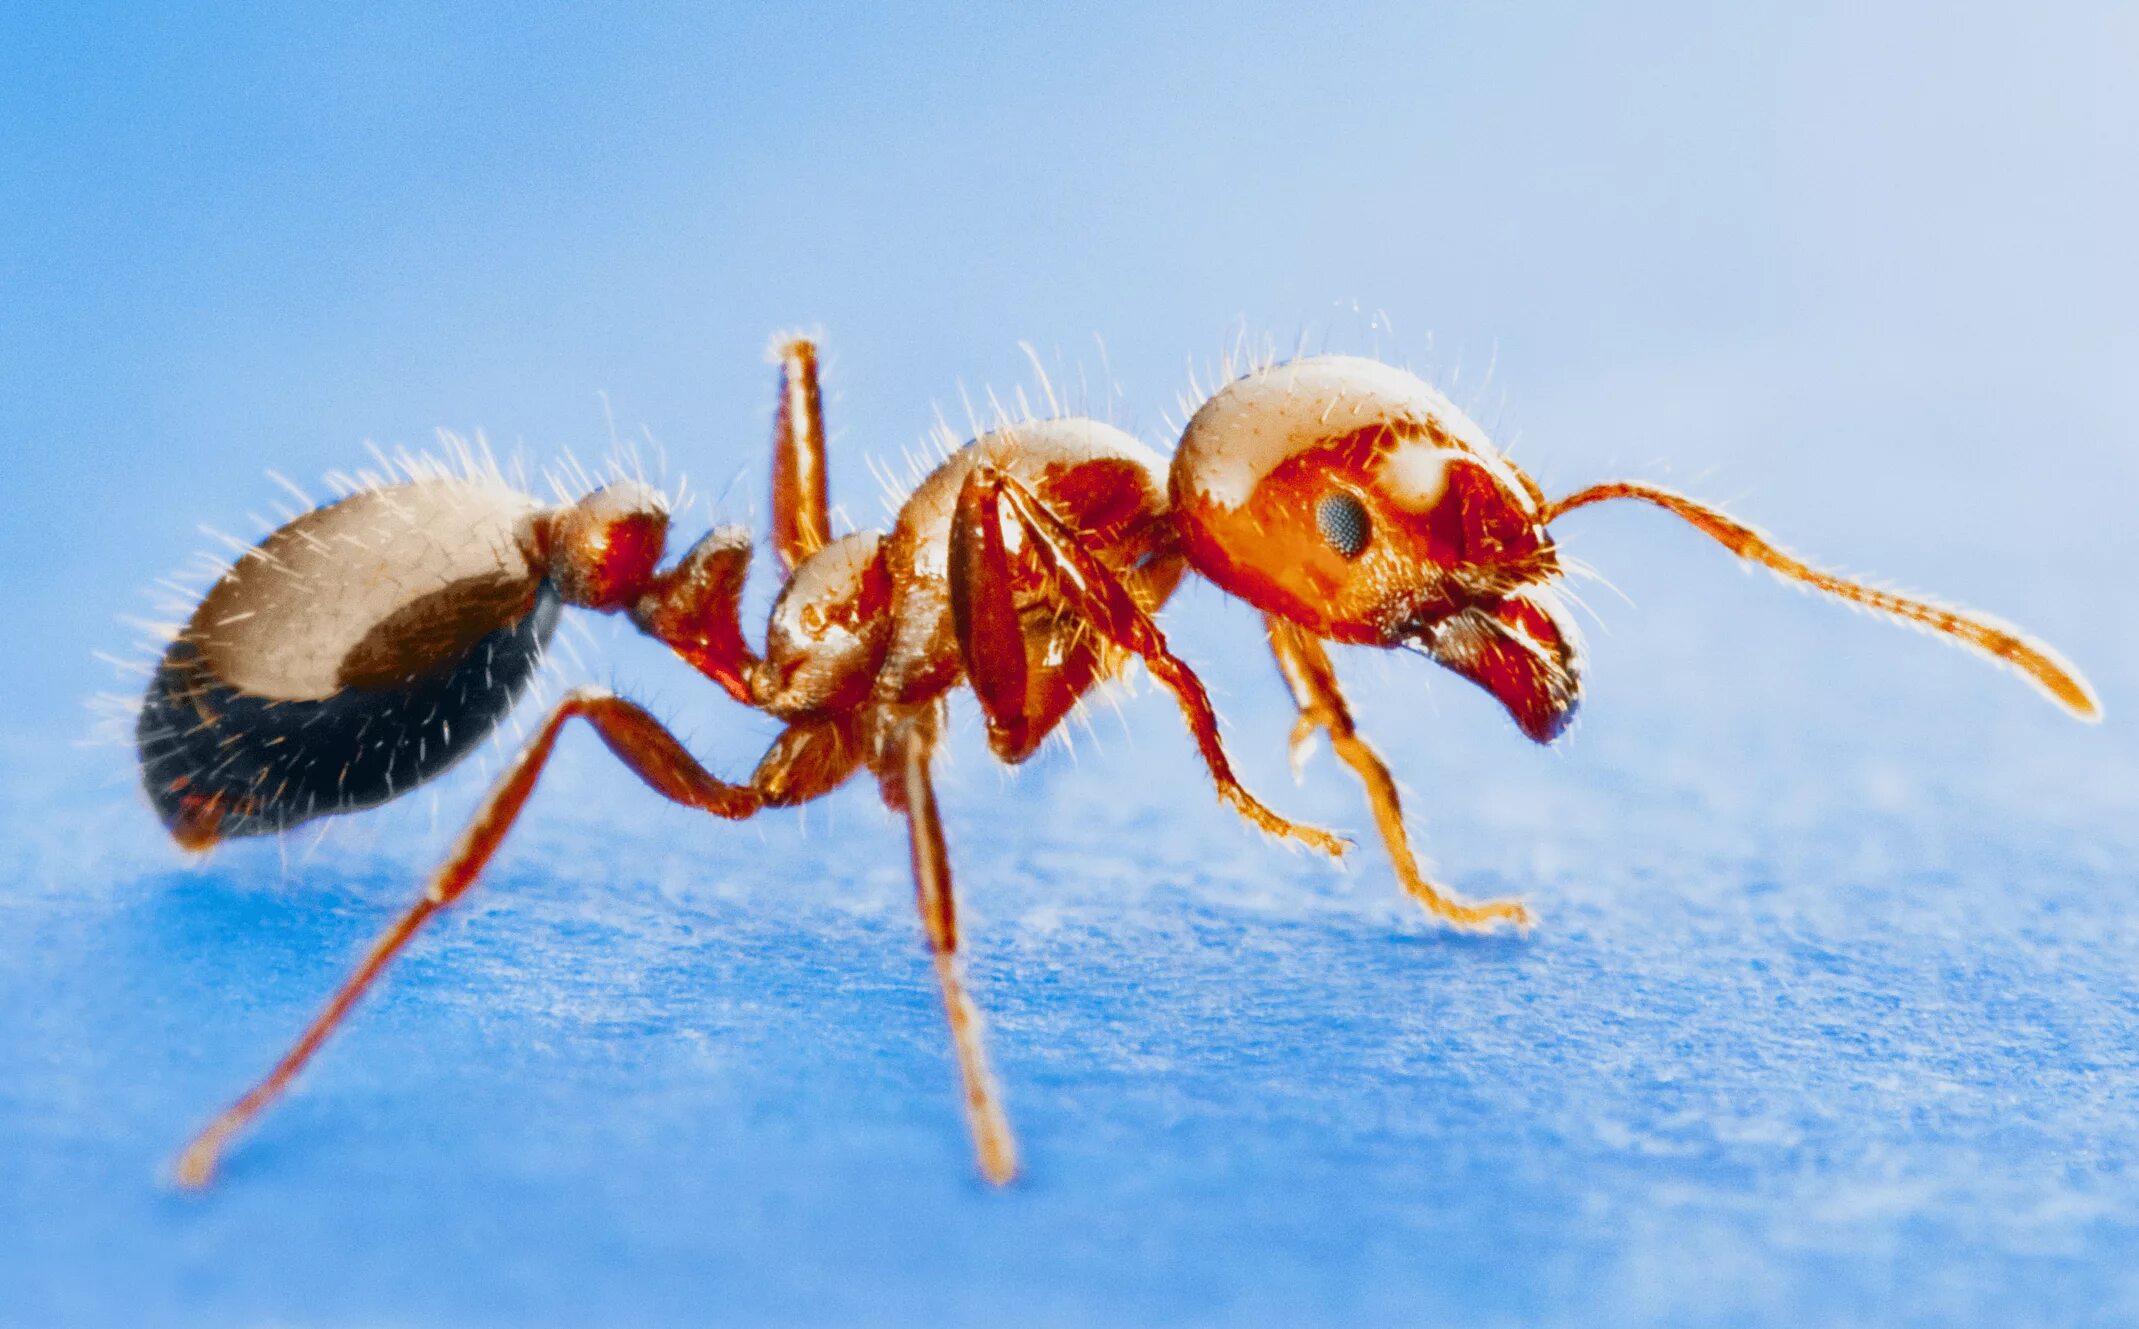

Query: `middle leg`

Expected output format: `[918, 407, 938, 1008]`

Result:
[873, 702, 1020, 1186]
[1266, 616, 1533, 933]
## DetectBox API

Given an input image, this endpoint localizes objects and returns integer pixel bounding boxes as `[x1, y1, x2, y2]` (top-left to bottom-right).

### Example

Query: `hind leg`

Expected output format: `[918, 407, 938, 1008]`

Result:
[174, 689, 859, 1187]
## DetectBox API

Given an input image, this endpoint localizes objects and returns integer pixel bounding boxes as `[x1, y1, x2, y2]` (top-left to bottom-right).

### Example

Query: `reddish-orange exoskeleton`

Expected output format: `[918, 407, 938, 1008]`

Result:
[146, 340, 2099, 1188]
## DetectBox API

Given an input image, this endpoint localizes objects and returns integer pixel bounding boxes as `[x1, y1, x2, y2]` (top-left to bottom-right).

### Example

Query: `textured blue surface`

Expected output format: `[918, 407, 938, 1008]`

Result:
[5, 4, 2137, 1326]
[6, 629, 2138, 1328]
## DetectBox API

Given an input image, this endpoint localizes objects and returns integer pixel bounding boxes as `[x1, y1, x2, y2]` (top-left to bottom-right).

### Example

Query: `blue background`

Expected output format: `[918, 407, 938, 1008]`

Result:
[4, 3, 2136, 1325]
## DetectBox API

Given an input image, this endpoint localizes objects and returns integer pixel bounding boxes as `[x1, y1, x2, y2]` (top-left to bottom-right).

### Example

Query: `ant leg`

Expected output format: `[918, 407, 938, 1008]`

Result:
[173, 688, 851, 1189]
[770, 336, 831, 574]
[951, 466, 1347, 859]
[750, 712, 866, 806]
[876, 704, 1019, 1185]
[957, 614, 1106, 765]
[945, 492, 1103, 761]
[1266, 617, 1533, 933]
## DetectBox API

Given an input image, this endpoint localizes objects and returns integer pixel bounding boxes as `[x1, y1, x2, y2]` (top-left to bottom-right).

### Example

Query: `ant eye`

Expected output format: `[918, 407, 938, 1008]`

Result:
[1316, 492, 1372, 559]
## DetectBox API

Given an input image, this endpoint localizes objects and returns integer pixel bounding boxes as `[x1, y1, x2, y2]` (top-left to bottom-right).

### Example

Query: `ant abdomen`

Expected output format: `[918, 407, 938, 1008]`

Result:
[137, 477, 561, 848]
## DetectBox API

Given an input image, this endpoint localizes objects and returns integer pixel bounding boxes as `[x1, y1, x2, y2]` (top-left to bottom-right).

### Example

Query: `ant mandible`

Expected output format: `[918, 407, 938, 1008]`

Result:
[141, 338, 2100, 1189]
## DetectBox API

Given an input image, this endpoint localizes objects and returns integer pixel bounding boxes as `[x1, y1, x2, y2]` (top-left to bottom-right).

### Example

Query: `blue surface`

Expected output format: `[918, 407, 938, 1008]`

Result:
[4, 4, 2138, 1326]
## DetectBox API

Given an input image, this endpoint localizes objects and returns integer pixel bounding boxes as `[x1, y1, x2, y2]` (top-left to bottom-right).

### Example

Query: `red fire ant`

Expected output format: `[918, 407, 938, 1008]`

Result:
[142, 338, 2100, 1188]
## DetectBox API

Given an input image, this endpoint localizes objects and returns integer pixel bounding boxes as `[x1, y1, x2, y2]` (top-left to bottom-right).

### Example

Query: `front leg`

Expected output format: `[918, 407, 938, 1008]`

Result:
[950, 466, 1346, 859]
[1266, 616, 1533, 933]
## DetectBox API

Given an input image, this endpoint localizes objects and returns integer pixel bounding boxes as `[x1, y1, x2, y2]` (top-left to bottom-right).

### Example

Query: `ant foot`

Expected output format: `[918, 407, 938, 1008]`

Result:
[1413, 891, 1535, 935]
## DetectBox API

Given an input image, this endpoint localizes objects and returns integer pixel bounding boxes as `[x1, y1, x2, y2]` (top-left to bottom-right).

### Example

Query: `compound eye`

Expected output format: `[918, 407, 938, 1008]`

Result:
[1316, 491, 1372, 559]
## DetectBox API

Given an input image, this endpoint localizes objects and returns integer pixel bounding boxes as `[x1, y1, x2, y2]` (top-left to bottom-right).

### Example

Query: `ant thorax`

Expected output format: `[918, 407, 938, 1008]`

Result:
[757, 532, 893, 717]
[873, 418, 1181, 705]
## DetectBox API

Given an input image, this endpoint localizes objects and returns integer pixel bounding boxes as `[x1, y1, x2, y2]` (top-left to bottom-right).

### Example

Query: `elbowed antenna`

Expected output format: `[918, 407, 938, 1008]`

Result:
[1544, 481, 2102, 722]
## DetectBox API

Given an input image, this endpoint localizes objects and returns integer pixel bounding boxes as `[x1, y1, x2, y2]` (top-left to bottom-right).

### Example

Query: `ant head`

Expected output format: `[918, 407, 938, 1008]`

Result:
[538, 481, 669, 610]
[1170, 356, 1581, 743]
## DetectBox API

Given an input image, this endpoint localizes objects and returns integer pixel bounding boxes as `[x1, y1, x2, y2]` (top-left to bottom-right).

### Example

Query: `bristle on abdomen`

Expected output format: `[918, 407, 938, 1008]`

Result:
[135, 478, 562, 845]
[137, 592, 560, 842]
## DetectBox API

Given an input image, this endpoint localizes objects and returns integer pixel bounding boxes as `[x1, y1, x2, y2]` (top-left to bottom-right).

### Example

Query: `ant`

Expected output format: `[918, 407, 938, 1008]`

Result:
[139, 338, 2100, 1189]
